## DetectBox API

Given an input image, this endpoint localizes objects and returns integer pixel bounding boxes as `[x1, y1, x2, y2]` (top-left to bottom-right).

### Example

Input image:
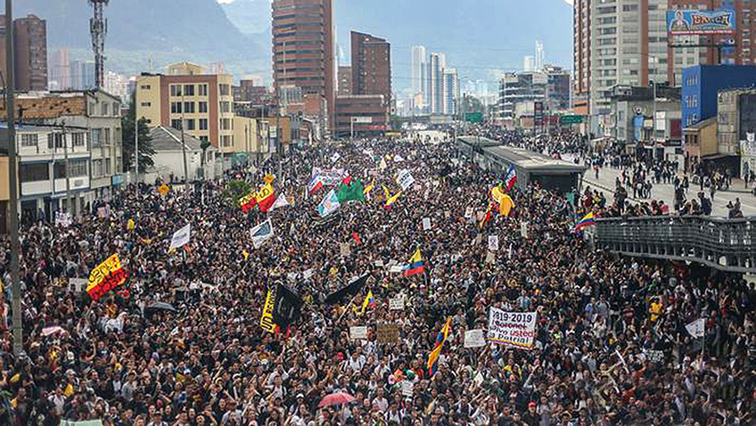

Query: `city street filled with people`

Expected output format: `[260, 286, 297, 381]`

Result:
[1, 135, 755, 426]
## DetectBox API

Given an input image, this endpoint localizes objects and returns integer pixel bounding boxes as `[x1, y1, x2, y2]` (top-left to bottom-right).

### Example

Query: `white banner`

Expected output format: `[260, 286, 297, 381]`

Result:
[464, 329, 487, 348]
[55, 211, 72, 227]
[250, 219, 275, 248]
[686, 318, 706, 338]
[422, 217, 431, 231]
[318, 189, 341, 217]
[311, 167, 346, 186]
[169, 223, 191, 249]
[389, 297, 405, 310]
[396, 169, 415, 191]
[488, 235, 499, 251]
[350, 326, 368, 340]
[487, 308, 537, 350]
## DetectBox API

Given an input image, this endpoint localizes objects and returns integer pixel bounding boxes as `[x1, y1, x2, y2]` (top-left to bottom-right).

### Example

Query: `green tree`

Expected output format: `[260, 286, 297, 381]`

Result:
[459, 94, 485, 116]
[221, 180, 253, 207]
[122, 90, 156, 173]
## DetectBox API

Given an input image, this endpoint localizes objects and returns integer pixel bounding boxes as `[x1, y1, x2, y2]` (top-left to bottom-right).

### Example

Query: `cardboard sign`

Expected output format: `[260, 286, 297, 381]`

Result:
[485, 251, 495, 264]
[422, 217, 431, 231]
[464, 207, 473, 219]
[69, 278, 87, 293]
[377, 323, 400, 344]
[464, 329, 487, 348]
[350, 326, 368, 340]
[401, 381, 413, 397]
[520, 221, 529, 239]
[488, 235, 499, 251]
[487, 308, 537, 349]
[340, 242, 351, 257]
[389, 297, 405, 310]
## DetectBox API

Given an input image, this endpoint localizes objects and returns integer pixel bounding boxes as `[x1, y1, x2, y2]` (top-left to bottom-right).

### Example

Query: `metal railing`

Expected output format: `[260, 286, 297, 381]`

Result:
[594, 215, 756, 273]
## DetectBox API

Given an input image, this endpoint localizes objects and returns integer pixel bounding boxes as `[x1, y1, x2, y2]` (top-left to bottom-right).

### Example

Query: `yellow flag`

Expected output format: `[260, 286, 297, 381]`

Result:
[263, 174, 275, 185]
[127, 219, 136, 230]
[361, 290, 374, 314]
[500, 194, 515, 217]
[385, 190, 402, 207]
[242, 250, 249, 261]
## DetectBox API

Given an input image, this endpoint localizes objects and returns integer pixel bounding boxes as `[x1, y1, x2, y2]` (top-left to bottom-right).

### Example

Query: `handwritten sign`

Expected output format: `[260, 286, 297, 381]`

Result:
[389, 297, 405, 310]
[401, 381, 413, 397]
[488, 235, 499, 251]
[487, 308, 537, 350]
[464, 329, 487, 348]
[377, 323, 400, 344]
[350, 326, 368, 340]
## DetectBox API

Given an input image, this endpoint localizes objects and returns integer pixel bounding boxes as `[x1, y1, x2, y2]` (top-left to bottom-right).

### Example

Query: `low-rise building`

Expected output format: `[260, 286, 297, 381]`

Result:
[717, 88, 756, 178]
[683, 117, 717, 170]
[334, 95, 389, 137]
[144, 126, 219, 184]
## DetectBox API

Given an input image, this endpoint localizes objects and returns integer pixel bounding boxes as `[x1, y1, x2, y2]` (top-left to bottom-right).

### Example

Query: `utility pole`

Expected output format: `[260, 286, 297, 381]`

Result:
[5, 0, 23, 357]
[180, 91, 189, 186]
[134, 86, 139, 190]
[62, 121, 72, 215]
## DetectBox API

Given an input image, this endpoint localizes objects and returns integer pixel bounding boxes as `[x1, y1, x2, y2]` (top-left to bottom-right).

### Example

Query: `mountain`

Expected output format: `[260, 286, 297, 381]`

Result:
[9, 0, 269, 80]
[217, 0, 573, 94]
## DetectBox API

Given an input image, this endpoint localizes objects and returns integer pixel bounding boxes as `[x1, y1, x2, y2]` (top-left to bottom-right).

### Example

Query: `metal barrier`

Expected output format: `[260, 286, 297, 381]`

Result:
[594, 215, 756, 273]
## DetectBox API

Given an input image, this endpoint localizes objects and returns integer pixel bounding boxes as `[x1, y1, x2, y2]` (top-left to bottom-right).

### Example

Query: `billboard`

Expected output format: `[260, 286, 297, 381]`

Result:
[667, 9, 736, 35]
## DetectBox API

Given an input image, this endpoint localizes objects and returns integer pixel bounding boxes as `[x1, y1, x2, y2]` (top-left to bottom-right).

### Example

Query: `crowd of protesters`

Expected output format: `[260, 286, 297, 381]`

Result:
[0, 135, 755, 426]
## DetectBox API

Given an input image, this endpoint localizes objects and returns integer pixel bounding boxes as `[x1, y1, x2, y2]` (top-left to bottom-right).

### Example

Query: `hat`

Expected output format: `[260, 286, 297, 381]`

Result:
[297, 393, 304, 399]
[528, 402, 536, 408]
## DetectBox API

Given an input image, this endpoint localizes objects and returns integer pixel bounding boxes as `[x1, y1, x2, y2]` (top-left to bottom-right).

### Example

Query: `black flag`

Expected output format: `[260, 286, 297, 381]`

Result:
[324, 273, 370, 305]
[272, 283, 304, 329]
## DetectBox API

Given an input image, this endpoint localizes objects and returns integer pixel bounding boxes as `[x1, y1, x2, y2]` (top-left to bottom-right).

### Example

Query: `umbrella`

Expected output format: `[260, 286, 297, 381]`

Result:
[317, 392, 355, 408]
[145, 302, 177, 314]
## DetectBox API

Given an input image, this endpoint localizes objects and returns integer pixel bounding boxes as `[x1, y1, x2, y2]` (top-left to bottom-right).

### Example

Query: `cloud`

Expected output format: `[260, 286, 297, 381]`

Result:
[217, 0, 236, 4]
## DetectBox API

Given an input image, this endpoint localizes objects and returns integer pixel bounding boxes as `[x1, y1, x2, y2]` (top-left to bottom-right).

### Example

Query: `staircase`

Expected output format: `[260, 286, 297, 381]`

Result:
[594, 215, 756, 273]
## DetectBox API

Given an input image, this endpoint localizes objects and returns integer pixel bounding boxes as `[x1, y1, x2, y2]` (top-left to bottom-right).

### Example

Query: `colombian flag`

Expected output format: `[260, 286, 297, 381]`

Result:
[403, 248, 425, 277]
[360, 290, 375, 314]
[427, 317, 451, 376]
[574, 212, 596, 230]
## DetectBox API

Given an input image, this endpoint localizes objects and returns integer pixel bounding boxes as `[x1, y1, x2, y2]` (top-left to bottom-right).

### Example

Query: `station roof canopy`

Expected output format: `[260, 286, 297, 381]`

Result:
[480, 142, 588, 174]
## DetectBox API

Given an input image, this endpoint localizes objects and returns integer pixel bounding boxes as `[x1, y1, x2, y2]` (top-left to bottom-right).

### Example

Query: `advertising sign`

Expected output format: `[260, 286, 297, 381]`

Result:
[667, 9, 736, 35]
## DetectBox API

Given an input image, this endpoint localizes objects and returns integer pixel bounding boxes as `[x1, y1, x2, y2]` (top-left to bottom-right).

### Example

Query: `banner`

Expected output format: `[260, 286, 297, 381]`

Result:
[487, 308, 537, 349]
[260, 287, 277, 333]
[325, 274, 369, 305]
[271, 283, 304, 329]
[396, 169, 415, 191]
[311, 167, 346, 186]
[87, 254, 127, 301]
[377, 323, 400, 344]
[169, 224, 191, 249]
[55, 211, 72, 227]
[686, 318, 706, 338]
[250, 219, 275, 248]
[464, 329, 487, 348]
[350, 326, 368, 340]
[667, 9, 735, 35]
[318, 189, 341, 217]
[488, 235, 499, 251]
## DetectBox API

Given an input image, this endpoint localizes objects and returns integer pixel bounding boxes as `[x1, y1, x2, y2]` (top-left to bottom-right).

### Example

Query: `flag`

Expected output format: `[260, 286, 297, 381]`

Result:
[318, 189, 341, 217]
[427, 317, 452, 376]
[499, 194, 514, 217]
[271, 283, 305, 329]
[263, 174, 275, 185]
[686, 318, 706, 338]
[242, 250, 250, 261]
[337, 179, 365, 203]
[325, 273, 370, 305]
[126, 218, 135, 230]
[308, 175, 324, 195]
[87, 254, 128, 301]
[169, 224, 191, 249]
[269, 194, 291, 211]
[342, 174, 352, 185]
[363, 181, 375, 198]
[352, 232, 361, 244]
[403, 248, 425, 277]
[239, 191, 258, 212]
[479, 204, 493, 228]
[250, 219, 275, 248]
[504, 166, 517, 191]
[574, 212, 596, 230]
[256, 184, 276, 213]
[360, 290, 374, 314]
[158, 184, 170, 196]
[383, 186, 402, 208]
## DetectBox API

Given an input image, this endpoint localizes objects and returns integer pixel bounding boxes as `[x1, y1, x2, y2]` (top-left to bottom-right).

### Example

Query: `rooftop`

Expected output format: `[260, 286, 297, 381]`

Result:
[149, 126, 211, 152]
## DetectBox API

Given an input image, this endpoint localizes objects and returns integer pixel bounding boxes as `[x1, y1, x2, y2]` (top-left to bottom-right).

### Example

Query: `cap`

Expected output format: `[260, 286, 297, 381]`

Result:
[529, 402, 537, 408]
[297, 393, 304, 399]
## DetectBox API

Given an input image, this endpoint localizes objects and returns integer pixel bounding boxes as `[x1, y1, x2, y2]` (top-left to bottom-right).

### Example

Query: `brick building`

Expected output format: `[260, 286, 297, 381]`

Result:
[0, 14, 48, 91]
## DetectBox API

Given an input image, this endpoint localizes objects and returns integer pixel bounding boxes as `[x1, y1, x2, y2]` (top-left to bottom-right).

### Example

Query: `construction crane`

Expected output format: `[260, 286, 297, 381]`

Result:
[89, 0, 109, 89]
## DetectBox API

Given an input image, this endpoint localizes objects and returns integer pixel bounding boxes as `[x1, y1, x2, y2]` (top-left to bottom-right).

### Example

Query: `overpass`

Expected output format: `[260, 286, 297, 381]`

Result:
[594, 215, 756, 273]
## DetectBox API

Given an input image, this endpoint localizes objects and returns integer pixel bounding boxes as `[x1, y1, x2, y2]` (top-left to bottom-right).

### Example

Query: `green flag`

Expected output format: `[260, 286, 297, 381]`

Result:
[337, 179, 365, 203]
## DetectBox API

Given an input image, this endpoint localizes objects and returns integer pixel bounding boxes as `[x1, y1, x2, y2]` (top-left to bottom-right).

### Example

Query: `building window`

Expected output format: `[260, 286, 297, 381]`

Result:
[141, 102, 151, 107]
[47, 133, 65, 149]
[219, 84, 230, 96]
[170, 84, 182, 97]
[101, 102, 109, 116]
[140, 84, 151, 90]
[199, 84, 208, 96]
[19, 163, 48, 182]
[105, 158, 111, 175]
[184, 102, 195, 113]
[184, 84, 195, 96]
[171, 119, 182, 130]
[222, 135, 232, 147]
[104, 129, 111, 144]
[199, 118, 208, 130]
[171, 102, 182, 114]
[220, 102, 230, 113]
[220, 118, 231, 130]
[90, 129, 102, 147]
[20, 134, 38, 147]
[199, 101, 208, 113]
[93, 159, 103, 177]
[185, 119, 195, 131]
[72, 132, 85, 147]
[70, 159, 88, 177]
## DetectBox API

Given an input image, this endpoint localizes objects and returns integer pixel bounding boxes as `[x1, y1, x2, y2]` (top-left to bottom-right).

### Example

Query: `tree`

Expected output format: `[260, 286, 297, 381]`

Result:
[459, 94, 485, 116]
[122, 90, 156, 174]
[220, 180, 253, 208]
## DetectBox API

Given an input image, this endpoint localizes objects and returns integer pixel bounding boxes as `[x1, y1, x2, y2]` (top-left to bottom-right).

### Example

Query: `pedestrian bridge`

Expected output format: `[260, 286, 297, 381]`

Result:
[594, 215, 756, 273]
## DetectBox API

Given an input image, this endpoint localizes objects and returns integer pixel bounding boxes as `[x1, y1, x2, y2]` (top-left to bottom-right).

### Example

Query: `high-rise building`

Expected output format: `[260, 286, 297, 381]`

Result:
[535, 41, 544, 71]
[338, 66, 352, 95]
[412, 45, 426, 97]
[272, 0, 335, 131]
[0, 14, 48, 91]
[351, 31, 391, 103]
[136, 62, 235, 154]
[523, 56, 535, 73]
[49, 47, 71, 90]
[429, 52, 446, 114]
[443, 68, 460, 115]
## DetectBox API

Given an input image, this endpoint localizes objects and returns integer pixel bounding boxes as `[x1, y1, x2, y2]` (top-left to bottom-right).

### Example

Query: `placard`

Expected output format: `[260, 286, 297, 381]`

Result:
[464, 329, 487, 348]
[377, 323, 400, 344]
[69, 278, 87, 293]
[350, 326, 368, 340]
[374, 259, 384, 267]
[401, 381, 413, 397]
[520, 221, 529, 239]
[55, 211, 72, 227]
[303, 269, 313, 280]
[389, 265, 404, 273]
[396, 169, 415, 191]
[422, 217, 431, 231]
[488, 235, 499, 251]
[485, 251, 495, 264]
[464, 207, 473, 219]
[487, 308, 537, 350]
[644, 349, 664, 363]
[389, 297, 405, 310]
[340, 242, 351, 257]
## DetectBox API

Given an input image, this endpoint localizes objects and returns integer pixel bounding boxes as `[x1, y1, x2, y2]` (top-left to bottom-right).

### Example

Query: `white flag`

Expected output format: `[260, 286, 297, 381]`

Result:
[393, 155, 404, 162]
[396, 169, 415, 191]
[269, 194, 291, 211]
[331, 152, 341, 163]
[317, 189, 341, 217]
[686, 318, 706, 338]
[169, 223, 191, 249]
[250, 219, 275, 248]
[379, 158, 388, 170]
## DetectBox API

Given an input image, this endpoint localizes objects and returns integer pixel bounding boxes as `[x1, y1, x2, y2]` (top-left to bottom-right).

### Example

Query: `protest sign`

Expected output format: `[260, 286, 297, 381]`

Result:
[389, 297, 404, 310]
[389, 265, 404, 273]
[55, 211, 72, 227]
[464, 329, 487, 348]
[644, 349, 665, 363]
[340, 242, 351, 257]
[350, 326, 368, 340]
[422, 217, 431, 231]
[487, 308, 537, 349]
[488, 235, 499, 251]
[464, 207, 473, 219]
[686, 318, 705, 338]
[485, 251, 495, 264]
[520, 221, 529, 239]
[69, 278, 87, 293]
[401, 381, 413, 397]
[251, 220, 275, 248]
[396, 169, 415, 191]
[169, 224, 191, 249]
[303, 269, 313, 280]
[377, 323, 400, 343]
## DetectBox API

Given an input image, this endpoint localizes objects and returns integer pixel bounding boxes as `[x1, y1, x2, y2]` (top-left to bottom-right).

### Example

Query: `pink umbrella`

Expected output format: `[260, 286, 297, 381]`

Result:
[317, 392, 355, 408]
